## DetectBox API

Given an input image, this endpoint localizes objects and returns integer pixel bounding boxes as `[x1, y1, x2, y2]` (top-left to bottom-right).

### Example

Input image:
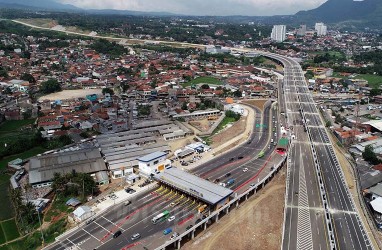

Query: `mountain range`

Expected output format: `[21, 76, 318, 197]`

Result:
[0, 0, 381, 29]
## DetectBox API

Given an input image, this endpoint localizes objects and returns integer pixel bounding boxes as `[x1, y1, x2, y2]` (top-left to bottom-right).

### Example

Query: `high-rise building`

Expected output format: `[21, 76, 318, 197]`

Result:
[315, 22, 327, 36]
[296, 25, 307, 37]
[271, 25, 286, 42]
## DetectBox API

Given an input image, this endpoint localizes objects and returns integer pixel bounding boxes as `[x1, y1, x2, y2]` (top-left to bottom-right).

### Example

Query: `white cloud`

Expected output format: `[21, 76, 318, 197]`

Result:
[61, 0, 326, 16]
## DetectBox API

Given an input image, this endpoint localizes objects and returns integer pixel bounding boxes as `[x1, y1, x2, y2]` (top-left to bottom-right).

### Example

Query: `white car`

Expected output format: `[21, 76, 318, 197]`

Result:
[243, 168, 248, 172]
[168, 216, 175, 222]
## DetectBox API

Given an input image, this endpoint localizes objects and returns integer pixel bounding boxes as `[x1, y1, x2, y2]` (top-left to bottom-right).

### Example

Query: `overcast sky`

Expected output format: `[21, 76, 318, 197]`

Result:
[61, 0, 327, 16]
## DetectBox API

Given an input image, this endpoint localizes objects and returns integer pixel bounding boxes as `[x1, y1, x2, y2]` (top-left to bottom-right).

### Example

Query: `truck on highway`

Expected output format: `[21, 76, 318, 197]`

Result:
[226, 178, 235, 187]
[152, 210, 170, 224]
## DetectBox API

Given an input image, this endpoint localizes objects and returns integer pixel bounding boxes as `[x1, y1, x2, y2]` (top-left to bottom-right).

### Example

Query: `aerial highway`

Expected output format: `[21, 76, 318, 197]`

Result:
[15, 18, 373, 250]
[266, 53, 374, 250]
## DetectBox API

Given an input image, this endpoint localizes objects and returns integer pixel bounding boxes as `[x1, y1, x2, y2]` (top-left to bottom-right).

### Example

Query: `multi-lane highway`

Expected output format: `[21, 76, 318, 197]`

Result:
[47, 103, 277, 250]
[268, 54, 373, 250]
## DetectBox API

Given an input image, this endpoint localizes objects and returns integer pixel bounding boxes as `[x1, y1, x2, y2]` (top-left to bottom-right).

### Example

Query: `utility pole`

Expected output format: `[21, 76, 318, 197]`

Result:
[37, 210, 45, 246]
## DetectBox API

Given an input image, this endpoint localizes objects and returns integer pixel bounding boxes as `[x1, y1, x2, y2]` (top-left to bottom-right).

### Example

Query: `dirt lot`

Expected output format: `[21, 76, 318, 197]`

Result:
[38, 89, 103, 101]
[242, 99, 267, 112]
[182, 169, 285, 250]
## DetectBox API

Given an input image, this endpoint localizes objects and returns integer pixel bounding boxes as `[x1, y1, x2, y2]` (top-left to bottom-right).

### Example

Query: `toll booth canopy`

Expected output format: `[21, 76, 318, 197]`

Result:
[154, 167, 233, 206]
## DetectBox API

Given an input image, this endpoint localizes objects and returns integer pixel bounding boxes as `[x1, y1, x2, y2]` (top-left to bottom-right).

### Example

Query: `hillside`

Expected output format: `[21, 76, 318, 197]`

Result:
[294, 0, 382, 29]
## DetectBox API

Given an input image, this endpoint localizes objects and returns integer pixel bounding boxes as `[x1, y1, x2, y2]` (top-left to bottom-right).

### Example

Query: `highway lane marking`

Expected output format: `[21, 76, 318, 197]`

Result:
[101, 216, 121, 229]
[82, 228, 101, 242]
[67, 238, 82, 250]
[94, 221, 111, 233]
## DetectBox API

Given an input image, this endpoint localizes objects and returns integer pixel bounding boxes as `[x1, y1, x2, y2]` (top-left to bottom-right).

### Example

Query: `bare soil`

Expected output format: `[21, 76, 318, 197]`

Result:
[38, 89, 103, 101]
[182, 169, 285, 250]
[242, 99, 267, 112]
[210, 118, 246, 149]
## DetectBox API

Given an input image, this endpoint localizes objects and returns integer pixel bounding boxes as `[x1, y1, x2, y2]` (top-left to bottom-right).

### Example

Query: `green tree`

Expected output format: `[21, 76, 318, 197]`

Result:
[20, 73, 36, 83]
[200, 84, 210, 89]
[362, 145, 381, 165]
[370, 88, 381, 97]
[102, 87, 114, 96]
[325, 120, 332, 127]
[40, 79, 61, 94]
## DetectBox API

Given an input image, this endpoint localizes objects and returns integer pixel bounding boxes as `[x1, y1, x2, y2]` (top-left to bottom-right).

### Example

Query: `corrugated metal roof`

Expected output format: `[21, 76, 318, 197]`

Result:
[137, 151, 167, 162]
[155, 167, 232, 205]
[29, 148, 106, 185]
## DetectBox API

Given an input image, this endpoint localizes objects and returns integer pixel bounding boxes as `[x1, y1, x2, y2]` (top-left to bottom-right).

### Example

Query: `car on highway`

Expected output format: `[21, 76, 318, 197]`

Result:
[163, 228, 173, 235]
[249, 183, 256, 188]
[214, 178, 220, 183]
[113, 230, 122, 238]
[86, 217, 96, 225]
[186, 225, 193, 230]
[131, 233, 141, 241]
[229, 157, 234, 161]
[243, 168, 248, 172]
[225, 173, 231, 177]
[124, 200, 131, 206]
[168, 215, 176, 222]
[170, 232, 179, 240]
[238, 156, 244, 159]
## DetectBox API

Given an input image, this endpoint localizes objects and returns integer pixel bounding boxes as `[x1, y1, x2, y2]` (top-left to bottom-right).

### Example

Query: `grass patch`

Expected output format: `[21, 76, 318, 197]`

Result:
[0, 120, 34, 133]
[0, 175, 13, 221]
[0, 146, 46, 171]
[0, 239, 25, 250]
[354, 74, 382, 88]
[0, 225, 5, 245]
[212, 116, 237, 135]
[182, 76, 222, 87]
[1, 219, 20, 241]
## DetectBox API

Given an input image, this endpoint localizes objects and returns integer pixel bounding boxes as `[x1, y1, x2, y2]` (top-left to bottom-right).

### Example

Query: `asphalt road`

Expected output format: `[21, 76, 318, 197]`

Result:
[270, 54, 373, 250]
[47, 104, 277, 250]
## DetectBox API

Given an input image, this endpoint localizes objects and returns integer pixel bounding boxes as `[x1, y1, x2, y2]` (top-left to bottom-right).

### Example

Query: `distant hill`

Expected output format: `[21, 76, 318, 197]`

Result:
[0, 0, 79, 10]
[294, 0, 382, 29]
[0, 0, 175, 16]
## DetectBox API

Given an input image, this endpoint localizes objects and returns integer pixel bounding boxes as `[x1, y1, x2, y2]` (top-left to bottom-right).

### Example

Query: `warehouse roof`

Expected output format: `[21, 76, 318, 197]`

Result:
[29, 148, 106, 185]
[154, 167, 233, 205]
[137, 151, 167, 162]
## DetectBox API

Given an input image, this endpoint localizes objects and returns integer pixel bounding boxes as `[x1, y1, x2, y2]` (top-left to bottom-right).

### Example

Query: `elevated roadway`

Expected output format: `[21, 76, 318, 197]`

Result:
[265, 53, 373, 250]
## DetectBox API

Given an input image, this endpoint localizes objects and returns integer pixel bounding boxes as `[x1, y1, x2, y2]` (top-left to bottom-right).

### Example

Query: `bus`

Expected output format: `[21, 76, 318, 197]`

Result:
[257, 151, 265, 158]
[152, 210, 170, 224]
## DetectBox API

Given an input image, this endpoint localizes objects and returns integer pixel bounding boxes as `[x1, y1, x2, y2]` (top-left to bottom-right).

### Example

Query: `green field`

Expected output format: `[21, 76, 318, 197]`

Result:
[0, 224, 5, 245]
[212, 116, 237, 135]
[1, 219, 19, 242]
[182, 76, 222, 87]
[0, 146, 46, 171]
[0, 175, 13, 221]
[0, 240, 25, 250]
[0, 120, 34, 133]
[355, 74, 382, 88]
